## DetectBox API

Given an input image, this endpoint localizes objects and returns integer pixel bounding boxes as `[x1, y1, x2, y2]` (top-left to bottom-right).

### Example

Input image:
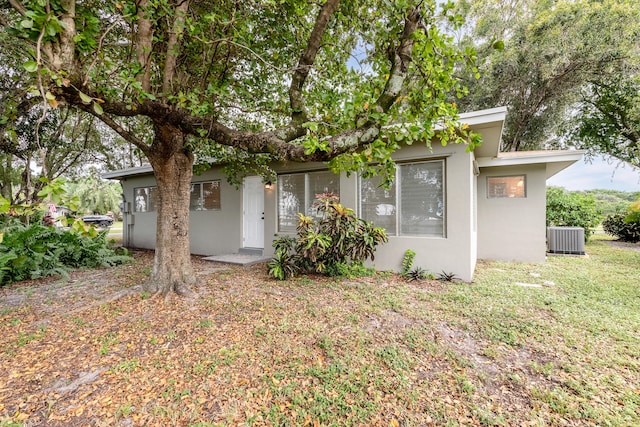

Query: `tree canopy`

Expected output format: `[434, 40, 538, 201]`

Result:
[573, 74, 640, 167]
[454, 0, 640, 153]
[1, 0, 478, 295]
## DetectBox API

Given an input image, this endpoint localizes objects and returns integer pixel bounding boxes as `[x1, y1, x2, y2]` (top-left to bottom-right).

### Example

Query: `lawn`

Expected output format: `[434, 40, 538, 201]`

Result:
[0, 235, 638, 426]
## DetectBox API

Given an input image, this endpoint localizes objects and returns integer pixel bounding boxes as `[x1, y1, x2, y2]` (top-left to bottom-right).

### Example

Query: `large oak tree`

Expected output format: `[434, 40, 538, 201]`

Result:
[1, 0, 476, 296]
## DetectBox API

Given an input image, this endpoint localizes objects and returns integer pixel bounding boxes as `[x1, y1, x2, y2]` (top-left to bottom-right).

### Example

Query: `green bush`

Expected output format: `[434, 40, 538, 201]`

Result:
[546, 187, 601, 240]
[602, 201, 640, 242]
[401, 249, 416, 277]
[268, 193, 388, 280]
[0, 221, 131, 285]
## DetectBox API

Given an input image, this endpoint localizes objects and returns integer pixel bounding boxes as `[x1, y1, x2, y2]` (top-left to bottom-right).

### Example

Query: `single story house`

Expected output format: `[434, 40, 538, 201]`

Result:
[104, 107, 583, 281]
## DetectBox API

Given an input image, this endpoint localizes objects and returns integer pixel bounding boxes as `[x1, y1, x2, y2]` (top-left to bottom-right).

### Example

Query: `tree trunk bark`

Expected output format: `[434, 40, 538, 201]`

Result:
[144, 123, 197, 297]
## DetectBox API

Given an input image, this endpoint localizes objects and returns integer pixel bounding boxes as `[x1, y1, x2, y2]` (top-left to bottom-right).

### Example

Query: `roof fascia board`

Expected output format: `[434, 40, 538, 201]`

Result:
[102, 165, 153, 180]
[476, 150, 584, 179]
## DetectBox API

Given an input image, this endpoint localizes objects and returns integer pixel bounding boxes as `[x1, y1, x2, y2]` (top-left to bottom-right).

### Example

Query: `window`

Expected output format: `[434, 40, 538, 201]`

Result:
[487, 175, 525, 198]
[360, 160, 445, 237]
[134, 187, 158, 212]
[278, 170, 340, 232]
[190, 181, 221, 210]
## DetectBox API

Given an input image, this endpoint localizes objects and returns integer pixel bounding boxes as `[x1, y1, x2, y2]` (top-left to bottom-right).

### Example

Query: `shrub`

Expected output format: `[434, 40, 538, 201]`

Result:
[399, 249, 434, 281]
[268, 193, 388, 280]
[602, 201, 640, 242]
[0, 220, 131, 285]
[401, 249, 416, 277]
[406, 267, 430, 282]
[546, 187, 601, 240]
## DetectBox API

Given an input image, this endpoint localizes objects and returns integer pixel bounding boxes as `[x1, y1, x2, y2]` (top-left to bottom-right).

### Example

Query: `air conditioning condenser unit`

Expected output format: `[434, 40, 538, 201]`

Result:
[547, 226, 585, 255]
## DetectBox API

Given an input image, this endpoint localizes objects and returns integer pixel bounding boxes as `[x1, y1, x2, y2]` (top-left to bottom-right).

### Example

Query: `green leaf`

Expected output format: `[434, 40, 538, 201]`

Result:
[79, 92, 92, 104]
[93, 102, 104, 115]
[0, 196, 10, 214]
[23, 61, 38, 73]
[492, 40, 505, 51]
[37, 186, 52, 197]
[21, 19, 33, 29]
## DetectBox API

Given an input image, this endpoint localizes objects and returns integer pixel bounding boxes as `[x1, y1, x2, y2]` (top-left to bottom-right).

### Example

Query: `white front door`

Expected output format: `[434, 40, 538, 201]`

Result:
[243, 176, 265, 248]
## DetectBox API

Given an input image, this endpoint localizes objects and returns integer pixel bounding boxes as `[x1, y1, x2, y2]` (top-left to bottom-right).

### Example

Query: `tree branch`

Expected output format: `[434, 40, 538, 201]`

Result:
[288, 0, 340, 122]
[179, 4, 423, 162]
[77, 105, 150, 156]
[83, 18, 124, 86]
[135, 0, 154, 92]
[7, 0, 26, 15]
[162, 0, 190, 94]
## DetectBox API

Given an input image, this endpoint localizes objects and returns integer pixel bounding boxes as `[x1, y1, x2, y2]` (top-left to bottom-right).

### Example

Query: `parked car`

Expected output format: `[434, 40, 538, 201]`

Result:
[81, 215, 114, 228]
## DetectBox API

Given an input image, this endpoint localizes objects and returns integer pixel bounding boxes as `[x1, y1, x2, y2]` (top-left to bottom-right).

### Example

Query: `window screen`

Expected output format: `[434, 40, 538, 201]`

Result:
[400, 161, 444, 236]
[360, 174, 397, 235]
[359, 160, 445, 237]
[278, 171, 340, 232]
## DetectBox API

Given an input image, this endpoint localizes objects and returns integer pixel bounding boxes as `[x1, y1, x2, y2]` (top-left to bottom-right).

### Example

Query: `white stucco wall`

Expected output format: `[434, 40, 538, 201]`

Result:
[121, 167, 245, 255]
[477, 164, 547, 263]
[363, 143, 476, 281]
[262, 143, 477, 281]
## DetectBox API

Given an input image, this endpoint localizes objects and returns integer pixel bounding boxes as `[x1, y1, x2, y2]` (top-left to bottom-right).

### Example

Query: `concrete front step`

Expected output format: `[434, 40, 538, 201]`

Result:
[238, 247, 263, 256]
[202, 252, 269, 266]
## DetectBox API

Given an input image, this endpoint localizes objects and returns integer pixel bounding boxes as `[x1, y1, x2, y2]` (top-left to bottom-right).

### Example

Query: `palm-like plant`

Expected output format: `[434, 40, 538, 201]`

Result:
[268, 193, 388, 280]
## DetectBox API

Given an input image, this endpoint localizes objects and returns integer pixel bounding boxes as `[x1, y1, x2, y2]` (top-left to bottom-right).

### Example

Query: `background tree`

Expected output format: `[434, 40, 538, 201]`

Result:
[2, 0, 478, 296]
[584, 189, 639, 217]
[454, 0, 640, 152]
[0, 20, 145, 206]
[573, 73, 640, 167]
[546, 186, 601, 240]
[65, 172, 122, 217]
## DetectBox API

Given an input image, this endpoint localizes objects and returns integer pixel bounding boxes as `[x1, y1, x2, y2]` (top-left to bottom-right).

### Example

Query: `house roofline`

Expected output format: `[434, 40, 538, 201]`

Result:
[476, 150, 585, 179]
[102, 165, 153, 180]
[459, 106, 507, 126]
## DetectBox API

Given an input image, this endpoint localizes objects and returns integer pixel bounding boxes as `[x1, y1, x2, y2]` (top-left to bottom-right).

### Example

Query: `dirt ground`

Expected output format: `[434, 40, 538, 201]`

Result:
[0, 248, 634, 426]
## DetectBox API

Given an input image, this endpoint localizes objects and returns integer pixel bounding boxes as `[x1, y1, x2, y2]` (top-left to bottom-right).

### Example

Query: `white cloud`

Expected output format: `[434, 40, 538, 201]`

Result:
[547, 155, 640, 191]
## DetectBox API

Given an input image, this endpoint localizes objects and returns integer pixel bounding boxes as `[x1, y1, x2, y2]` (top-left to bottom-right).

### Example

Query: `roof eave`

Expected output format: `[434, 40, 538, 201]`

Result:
[102, 165, 153, 180]
[476, 150, 585, 179]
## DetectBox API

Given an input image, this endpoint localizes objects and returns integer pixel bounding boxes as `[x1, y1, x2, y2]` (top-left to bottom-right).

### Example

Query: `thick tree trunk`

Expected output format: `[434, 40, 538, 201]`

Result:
[144, 123, 197, 297]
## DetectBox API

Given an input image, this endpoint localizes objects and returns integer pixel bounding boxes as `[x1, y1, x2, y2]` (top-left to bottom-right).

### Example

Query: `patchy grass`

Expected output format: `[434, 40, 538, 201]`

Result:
[0, 239, 639, 426]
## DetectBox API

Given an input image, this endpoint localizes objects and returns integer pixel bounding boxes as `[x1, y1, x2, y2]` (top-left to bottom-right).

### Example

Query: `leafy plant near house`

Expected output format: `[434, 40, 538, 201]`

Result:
[267, 240, 300, 281]
[437, 271, 460, 282]
[268, 193, 387, 280]
[0, 179, 130, 286]
[401, 249, 416, 276]
[0, 221, 131, 285]
[602, 200, 640, 242]
[405, 267, 429, 282]
[399, 249, 433, 282]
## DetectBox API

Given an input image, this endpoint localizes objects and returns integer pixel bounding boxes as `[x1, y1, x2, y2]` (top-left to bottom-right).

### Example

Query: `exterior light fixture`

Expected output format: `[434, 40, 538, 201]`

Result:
[265, 181, 272, 190]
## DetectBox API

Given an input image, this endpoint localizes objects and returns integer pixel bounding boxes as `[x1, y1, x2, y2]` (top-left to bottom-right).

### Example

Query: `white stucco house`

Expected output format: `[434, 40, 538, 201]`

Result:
[104, 107, 583, 281]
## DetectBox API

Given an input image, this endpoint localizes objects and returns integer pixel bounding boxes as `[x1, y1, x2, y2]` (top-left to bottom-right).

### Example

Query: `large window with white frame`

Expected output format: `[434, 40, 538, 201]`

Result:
[277, 170, 340, 232]
[360, 160, 445, 237]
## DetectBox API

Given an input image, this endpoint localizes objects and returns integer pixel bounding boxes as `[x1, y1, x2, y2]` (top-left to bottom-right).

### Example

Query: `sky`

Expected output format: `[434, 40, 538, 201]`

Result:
[547, 154, 640, 192]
